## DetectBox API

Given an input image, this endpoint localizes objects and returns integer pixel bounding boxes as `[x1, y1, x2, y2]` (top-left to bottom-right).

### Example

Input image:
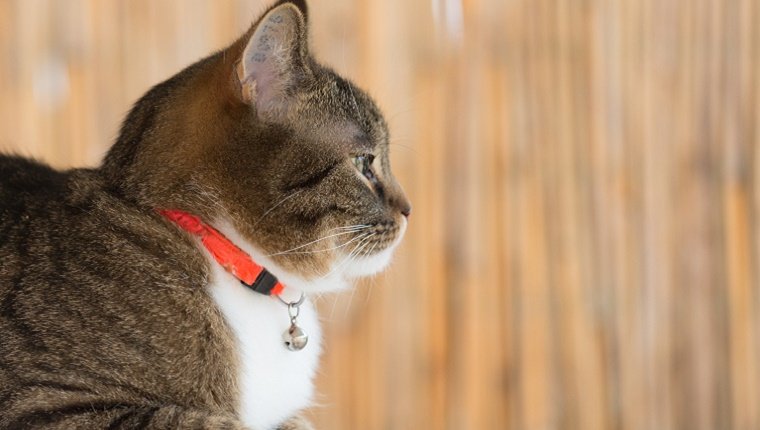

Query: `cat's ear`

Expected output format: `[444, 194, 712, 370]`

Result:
[237, 1, 310, 121]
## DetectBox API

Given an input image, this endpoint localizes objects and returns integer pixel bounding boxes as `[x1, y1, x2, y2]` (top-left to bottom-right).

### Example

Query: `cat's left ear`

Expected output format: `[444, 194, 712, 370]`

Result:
[237, 0, 310, 121]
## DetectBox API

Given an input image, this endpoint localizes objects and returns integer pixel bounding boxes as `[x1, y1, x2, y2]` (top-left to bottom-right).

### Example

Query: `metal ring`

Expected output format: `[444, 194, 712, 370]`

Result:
[277, 291, 305, 308]
[288, 302, 300, 319]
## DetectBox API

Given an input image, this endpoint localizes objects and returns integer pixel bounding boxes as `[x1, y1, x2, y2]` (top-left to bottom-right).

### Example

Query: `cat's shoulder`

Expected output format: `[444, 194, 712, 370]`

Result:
[0, 152, 206, 291]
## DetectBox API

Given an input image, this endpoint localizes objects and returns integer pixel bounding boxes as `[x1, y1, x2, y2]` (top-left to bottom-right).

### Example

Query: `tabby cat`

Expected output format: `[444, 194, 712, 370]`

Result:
[0, 0, 410, 428]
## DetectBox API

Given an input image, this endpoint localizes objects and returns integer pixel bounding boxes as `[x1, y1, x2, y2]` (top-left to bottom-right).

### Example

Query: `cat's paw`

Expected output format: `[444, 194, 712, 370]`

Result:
[276, 415, 315, 430]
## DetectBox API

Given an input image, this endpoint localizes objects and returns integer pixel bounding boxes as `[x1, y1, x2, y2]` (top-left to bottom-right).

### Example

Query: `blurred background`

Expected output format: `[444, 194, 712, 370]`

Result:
[1, 0, 759, 429]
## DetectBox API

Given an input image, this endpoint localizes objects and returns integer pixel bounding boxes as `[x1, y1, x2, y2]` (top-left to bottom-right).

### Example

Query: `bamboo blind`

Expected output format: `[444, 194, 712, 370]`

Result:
[1, 1, 759, 429]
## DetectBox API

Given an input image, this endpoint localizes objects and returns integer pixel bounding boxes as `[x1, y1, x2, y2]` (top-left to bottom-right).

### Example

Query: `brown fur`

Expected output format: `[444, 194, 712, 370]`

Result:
[0, 0, 409, 428]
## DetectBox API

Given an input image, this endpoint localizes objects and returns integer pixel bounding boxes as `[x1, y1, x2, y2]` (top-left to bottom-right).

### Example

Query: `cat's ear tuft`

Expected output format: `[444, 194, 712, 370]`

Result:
[274, 0, 308, 21]
[237, 1, 310, 120]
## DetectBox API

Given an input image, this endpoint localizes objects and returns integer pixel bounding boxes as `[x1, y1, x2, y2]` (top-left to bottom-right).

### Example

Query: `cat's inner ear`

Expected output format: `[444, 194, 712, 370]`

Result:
[237, 2, 309, 120]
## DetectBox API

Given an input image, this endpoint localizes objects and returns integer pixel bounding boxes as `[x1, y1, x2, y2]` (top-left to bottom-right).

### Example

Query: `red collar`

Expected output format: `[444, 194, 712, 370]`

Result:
[160, 209, 284, 296]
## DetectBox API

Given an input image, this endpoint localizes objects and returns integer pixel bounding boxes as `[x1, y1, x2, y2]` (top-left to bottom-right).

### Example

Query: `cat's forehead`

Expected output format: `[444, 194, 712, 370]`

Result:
[332, 77, 386, 135]
[295, 70, 388, 151]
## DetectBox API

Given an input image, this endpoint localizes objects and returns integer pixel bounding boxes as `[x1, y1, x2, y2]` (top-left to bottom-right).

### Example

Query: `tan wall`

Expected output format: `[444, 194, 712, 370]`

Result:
[1, 0, 759, 429]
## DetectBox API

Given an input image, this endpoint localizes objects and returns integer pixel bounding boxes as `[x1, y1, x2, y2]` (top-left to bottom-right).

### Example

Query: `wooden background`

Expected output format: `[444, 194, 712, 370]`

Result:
[1, 0, 759, 429]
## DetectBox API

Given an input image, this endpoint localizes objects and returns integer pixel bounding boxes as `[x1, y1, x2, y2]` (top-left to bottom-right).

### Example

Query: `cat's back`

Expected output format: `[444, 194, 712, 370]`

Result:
[0, 154, 68, 212]
[0, 154, 101, 279]
[0, 155, 72, 284]
[0, 155, 240, 427]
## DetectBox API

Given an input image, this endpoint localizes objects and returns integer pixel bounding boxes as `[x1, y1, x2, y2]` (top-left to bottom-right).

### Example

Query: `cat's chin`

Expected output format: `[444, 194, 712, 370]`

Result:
[341, 216, 407, 279]
[342, 245, 396, 279]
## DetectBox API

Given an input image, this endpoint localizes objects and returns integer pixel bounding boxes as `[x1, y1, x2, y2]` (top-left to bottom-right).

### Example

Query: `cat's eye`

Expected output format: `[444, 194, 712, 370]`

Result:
[352, 154, 375, 180]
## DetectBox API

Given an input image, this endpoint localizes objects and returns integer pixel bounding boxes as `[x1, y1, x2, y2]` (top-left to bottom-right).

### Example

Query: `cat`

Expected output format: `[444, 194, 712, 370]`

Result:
[0, 0, 410, 429]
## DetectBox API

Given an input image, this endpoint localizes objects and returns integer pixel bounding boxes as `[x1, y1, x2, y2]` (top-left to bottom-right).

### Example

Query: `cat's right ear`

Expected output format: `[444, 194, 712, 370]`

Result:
[236, 1, 310, 121]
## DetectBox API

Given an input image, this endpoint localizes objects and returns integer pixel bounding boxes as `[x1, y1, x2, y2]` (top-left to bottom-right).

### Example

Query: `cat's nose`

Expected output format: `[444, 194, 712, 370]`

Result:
[386, 178, 411, 218]
[400, 203, 411, 218]
[393, 195, 411, 218]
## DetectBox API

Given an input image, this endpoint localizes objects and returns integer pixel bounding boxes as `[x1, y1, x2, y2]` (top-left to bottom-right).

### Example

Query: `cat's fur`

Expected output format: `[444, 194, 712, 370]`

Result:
[0, 1, 410, 429]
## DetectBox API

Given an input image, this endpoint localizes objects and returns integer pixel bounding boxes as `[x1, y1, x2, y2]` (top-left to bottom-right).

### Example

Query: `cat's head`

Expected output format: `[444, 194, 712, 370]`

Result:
[103, 0, 410, 292]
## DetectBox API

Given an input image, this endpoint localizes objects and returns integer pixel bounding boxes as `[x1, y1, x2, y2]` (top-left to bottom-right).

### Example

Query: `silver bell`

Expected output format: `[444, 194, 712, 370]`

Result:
[283, 323, 308, 351]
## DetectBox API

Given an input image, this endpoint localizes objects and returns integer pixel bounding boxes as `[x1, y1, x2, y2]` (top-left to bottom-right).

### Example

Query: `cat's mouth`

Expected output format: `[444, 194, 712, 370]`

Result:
[338, 218, 407, 278]
[347, 221, 400, 255]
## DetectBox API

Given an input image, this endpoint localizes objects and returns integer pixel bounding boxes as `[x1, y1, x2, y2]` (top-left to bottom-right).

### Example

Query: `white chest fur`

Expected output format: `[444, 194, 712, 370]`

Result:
[200, 218, 405, 429]
[207, 262, 322, 430]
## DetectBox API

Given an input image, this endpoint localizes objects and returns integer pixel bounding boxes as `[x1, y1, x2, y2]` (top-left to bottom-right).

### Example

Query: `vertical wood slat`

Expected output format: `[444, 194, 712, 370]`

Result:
[1, 1, 759, 429]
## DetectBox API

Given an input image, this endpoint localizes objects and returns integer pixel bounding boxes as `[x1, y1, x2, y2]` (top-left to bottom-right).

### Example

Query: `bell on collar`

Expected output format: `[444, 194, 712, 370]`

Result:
[283, 323, 308, 351]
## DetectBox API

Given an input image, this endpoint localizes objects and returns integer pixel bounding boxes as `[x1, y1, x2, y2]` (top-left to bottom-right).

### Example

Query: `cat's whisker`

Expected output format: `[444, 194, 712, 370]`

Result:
[328, 288, 341, 321]
[342, 240, 379, 318]
[267, 224, 372, 257]
[252, 190, 304, 228]
[326, 224, 371, 232]
[365, 242, 381, 305]
[340, 236, 374, 270]
[365, 269, 379, 305]
[319, 233, 375, 280]
[343, 281, 358, 319]
[274, 233, 370, 256]
[265, 229, 364, 257]
[338, 239, 374, 280]
[322, 226, 369, 235]
[388, 142, 419, 156]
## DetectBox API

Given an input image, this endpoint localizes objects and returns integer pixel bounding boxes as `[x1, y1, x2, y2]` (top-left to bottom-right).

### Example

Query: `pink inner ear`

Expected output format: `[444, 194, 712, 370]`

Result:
[240, 7, 300, 116]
